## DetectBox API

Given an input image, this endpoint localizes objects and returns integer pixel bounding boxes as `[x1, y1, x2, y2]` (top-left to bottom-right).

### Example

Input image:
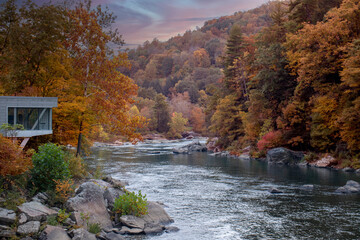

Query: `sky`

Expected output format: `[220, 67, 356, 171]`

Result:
[90, 0, 269, 47]
[14, 0, 268, 47]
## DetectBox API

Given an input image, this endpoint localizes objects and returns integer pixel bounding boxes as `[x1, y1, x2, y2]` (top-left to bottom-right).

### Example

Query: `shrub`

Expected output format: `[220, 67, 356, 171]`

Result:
[46, 215, 58, 226]
[88, 223, 101, 234]
[64, 152, 87, 179]
[113, 190, 148, 217]
[0, 135, 32, 177]
[31, 143, 71, 191]
[54, 179, 74, 203]
[257, 130, 283, 151]
[57, 209, 70, 224]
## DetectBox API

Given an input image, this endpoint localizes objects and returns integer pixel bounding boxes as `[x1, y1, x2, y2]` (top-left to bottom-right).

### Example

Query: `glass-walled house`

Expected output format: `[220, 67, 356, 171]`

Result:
[0, 96, 58, 137]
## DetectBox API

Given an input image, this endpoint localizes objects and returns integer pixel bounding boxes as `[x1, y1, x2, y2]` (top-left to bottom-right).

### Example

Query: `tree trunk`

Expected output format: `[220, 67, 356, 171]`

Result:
[76, 121, 83, 156]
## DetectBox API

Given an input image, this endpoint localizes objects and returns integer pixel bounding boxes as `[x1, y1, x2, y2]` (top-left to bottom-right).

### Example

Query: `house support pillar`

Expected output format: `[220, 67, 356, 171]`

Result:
[20, 137, 30, 149]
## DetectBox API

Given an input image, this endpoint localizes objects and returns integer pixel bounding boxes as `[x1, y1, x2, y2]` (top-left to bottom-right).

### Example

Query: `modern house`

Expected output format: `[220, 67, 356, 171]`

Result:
[0, 96, 58, 147]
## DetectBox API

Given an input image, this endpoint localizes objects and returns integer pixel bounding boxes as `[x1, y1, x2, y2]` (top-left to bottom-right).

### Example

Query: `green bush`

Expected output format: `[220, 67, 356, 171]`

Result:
[88, 223, 101, 234]
[113, 190, 148, 217]
[31, 143, 71, 192]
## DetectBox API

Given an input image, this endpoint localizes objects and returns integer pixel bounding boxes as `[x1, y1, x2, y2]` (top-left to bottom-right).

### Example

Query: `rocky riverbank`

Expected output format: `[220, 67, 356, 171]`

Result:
[0, 177, 178, 239]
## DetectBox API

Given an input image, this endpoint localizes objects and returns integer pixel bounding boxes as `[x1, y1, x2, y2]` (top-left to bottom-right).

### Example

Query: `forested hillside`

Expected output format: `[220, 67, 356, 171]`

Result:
[128, 0, 360, 166]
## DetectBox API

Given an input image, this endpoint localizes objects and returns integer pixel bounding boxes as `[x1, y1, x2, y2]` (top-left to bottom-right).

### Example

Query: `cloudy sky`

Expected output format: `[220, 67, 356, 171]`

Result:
[21, 0, 268, 46]
[89, 0, 268, 47]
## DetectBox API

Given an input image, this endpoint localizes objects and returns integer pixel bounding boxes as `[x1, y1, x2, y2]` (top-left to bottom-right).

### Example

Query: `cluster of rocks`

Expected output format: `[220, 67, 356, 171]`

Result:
[173, 140, 207, 154]
[0, 177, 178, 239]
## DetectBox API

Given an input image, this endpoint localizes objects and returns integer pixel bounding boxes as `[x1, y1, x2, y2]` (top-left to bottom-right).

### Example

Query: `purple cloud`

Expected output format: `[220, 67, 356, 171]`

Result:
[21, 0, 268, 46]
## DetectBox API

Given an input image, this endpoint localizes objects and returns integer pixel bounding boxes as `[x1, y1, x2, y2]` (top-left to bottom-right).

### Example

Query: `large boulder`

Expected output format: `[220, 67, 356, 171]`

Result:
[104, 187, 125, 209]
[17, 221, 40, 235]
[173, 140, 207, 154]
[39, 226, 71, 240]
[66, 182, 112, 229]
[142, 201, 173, 225]
[266, 148, 304, 165]
[0, 208, 16, 225]
[18, 201, 57, 221]
[311, 155, 337, 168]
[335, 180, 360, 194]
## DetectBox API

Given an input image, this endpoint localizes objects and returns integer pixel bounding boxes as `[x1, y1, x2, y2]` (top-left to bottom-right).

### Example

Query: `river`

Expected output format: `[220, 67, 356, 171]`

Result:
[86, 139, 360, 240]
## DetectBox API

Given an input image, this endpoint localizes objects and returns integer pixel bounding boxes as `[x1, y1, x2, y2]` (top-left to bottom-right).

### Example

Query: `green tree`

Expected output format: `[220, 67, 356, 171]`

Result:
[152, 94, 171, 133]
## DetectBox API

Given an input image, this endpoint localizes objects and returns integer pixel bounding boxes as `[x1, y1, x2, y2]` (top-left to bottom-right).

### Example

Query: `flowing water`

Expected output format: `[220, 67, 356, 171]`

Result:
[86, 139, 360, 240]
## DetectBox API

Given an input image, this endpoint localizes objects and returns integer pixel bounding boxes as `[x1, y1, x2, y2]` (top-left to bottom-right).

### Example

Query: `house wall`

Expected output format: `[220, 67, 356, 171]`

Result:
[0, 96, 58, 137]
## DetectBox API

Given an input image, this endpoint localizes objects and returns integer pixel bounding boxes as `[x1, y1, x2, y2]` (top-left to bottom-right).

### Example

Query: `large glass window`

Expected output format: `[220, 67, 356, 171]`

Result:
[8, 108, 51, 130]
[8, 108, 14, 125]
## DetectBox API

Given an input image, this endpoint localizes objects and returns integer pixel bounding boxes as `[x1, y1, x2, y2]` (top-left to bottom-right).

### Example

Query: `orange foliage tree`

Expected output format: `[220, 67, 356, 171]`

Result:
[0, 135, 32, 176]
[55, 1, 145, 154]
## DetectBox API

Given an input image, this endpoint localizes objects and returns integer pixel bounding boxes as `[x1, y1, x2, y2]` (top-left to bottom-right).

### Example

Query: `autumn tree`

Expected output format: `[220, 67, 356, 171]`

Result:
[60, 1, 145, 154]
[168, 112, 188, 139]
[0, 0, 68, 96]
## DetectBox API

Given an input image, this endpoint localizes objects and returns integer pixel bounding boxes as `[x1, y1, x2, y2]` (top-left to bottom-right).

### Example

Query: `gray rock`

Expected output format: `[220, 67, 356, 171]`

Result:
[335, 186, 358, 194]
[19, 213, 27, 224]
[144, 224, 164, 235]
[17, 221, 40, 235]
[300, 185, 314, 191]
[103, 176, 128, 188]
[165, 226, 180, 233]
[90, 179, 112, 190]
[119, 226, 143, 235]
[32, 192, 49, 204]
[63, 218, 75, 226]
[0, 208, 16, 225]
[104, 232, 125, 240]
[269, 187, 283, 194]
[18, 201, 57, 221]
[39, 225, 71, 240]
[173, 140, 207, 154]
[20, 237, 34, 240]
[66, 182, 112, 229]
[120, 215, 146, 229]
[266, 147, 304, 165]
[72, 228, 97, 240]
[335, 186, 349, 194]
[356, 169, 360, 174]
[335, 180, 360, 194]
[0, 229, 15, 238]
[346, 180, 360, 189]
[343, 167, 355, 172]
[172, 148, 189, 154]
[142, 201, 173, 225]
[103, 187, 125, 209]
[0, 225, 10, 230]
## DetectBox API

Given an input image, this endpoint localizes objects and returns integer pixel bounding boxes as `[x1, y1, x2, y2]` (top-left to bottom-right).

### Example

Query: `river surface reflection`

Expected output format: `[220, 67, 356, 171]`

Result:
[87, 139, 360, 240]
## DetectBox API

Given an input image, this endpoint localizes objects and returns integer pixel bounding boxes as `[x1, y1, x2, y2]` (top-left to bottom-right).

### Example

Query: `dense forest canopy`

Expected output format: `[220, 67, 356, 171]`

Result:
[126, 0, 360, 165]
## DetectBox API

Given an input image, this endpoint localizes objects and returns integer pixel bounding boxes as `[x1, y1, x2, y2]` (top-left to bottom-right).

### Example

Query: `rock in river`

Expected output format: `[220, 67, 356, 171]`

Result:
[266, 147, 304, 165]
[335, 180, 360, 194]
[173, 140, 207, 154]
